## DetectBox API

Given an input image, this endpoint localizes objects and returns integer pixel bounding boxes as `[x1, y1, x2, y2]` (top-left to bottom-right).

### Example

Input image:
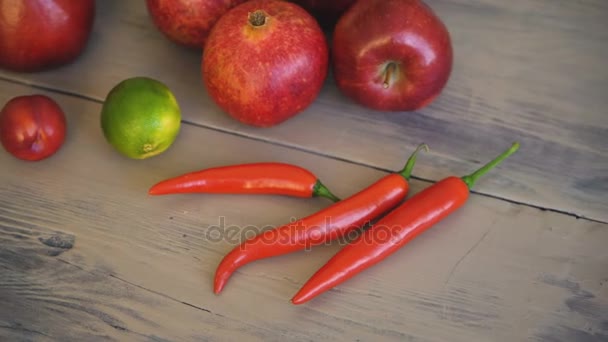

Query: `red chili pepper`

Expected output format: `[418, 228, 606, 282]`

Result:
[291, 142, 519, 305]
[213, 144, 428, 294]
[148, 162, 340, 202]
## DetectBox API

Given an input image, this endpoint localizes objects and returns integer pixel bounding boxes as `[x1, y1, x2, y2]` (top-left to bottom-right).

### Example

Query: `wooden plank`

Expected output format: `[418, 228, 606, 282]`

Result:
[0, 230, 272, 342]
[0, 1, 606, 221]
[1, 81, 606, 341]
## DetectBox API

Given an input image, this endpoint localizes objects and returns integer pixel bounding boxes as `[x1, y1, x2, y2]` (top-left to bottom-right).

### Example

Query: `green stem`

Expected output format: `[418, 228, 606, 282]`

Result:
[383, 62, 398, 89]
[398, 143, 429, 180]
[313, 180, 341, 202]
[461, 142, 520, 189]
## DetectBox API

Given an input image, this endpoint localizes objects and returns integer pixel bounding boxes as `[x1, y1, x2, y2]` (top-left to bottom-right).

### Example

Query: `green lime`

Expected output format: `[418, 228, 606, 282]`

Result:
[101, 77, 181, 159]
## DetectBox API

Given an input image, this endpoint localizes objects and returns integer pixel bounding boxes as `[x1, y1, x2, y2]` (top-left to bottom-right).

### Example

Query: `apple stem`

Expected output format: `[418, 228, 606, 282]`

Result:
[383, 62, 398, 89]
[249, 10, 268, 27]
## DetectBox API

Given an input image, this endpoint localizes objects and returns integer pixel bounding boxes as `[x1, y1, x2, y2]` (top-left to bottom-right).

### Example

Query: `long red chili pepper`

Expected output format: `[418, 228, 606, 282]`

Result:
[213, 144, 428, 294]
[291, 142, 519, 305]
[148, 162, 340, 202]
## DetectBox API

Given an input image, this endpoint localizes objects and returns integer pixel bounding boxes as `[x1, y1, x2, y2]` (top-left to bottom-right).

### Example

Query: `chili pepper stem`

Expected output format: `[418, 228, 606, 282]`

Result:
[313, 180, 341, 202]
[461, 142, 520, 189]
[398, 143, 429, 180]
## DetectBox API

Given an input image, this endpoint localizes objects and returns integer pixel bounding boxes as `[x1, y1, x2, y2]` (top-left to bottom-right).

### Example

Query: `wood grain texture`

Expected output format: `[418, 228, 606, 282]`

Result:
[0, 0, 606, 221]
[1, 81, 606, 341]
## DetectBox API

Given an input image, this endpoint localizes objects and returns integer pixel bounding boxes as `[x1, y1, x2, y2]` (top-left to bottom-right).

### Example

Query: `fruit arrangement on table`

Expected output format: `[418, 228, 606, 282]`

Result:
[0, 0, 454, 159]
[0, 0, 519, 304]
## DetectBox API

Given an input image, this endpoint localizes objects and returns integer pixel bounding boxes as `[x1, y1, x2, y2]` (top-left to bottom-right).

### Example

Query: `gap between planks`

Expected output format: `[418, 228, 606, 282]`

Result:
[0, 76, 604, 225]
[55, 258, 222, 317]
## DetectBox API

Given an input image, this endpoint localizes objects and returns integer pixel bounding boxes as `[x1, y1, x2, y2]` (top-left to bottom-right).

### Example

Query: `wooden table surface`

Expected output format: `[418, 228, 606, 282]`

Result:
[1, 1, 607, 341]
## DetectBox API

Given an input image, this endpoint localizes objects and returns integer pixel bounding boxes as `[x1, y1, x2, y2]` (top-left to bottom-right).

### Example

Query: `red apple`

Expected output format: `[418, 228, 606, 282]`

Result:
[0, 0, 95, 72]
[332, 0, 453, 111]
[146, 0, 249, 49]
[288, 0, 356, 28]
[202, 0, 329, 127]
[0, 95, 67, 161]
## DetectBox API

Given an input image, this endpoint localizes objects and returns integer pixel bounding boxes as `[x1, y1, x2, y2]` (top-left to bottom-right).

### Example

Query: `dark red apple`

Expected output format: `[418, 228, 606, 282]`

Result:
[0, 0, 95, 72]
[289, 0, 356, 28]
[146, 0, 249, 49]
[290, 0, 355, 14]
[202, 0, 329, 127]
[0, 95, 67, 161]
[332, 0, 453, 111]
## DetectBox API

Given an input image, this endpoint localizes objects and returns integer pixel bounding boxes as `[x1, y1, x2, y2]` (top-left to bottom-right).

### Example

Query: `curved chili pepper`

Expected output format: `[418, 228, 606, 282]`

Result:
[148, 162, 340, 202]
[213, 144, 428, 294]
[292, 142, 519, 304]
